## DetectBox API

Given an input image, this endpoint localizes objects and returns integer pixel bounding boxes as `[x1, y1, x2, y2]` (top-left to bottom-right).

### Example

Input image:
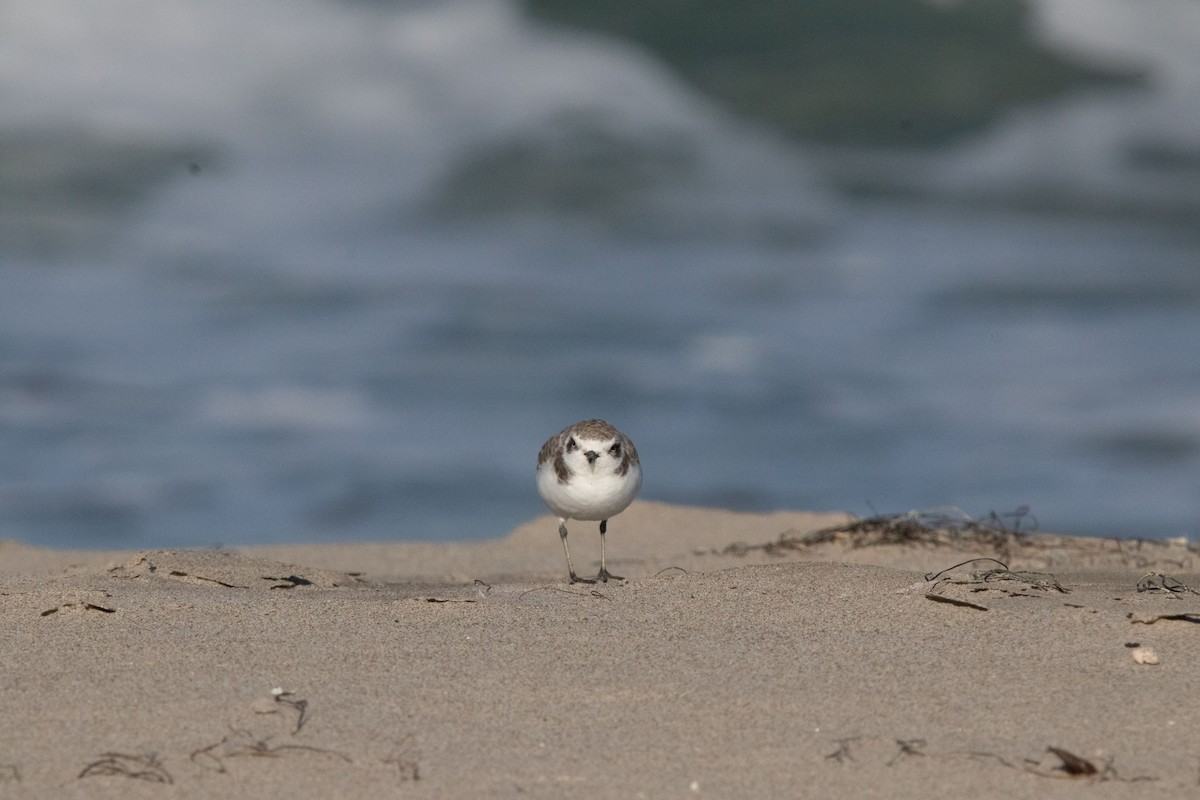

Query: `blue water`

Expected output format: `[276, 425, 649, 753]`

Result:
[3, 0, 1199, 548]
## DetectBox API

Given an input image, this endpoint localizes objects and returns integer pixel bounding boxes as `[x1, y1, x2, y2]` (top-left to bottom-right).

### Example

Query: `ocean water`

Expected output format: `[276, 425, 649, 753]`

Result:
[2, 0, 1199, 549]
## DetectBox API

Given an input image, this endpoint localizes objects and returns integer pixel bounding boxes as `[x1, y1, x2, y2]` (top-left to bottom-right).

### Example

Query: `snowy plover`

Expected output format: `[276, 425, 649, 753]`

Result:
[536, 419, 641, 583]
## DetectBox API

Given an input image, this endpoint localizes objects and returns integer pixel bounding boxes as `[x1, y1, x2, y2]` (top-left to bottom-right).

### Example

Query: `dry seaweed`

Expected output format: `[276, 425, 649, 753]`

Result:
[79, 752, 172, 784]
[923, 557, 1009, 582]
[1136, 572, 1199, 596]
[1024, 746, 1157, 781]
[1128, 611, 1200, 625]
[824, 737, 860, 763]
[924, 593, 989, 611]
[40, 601, 116, 617]
[887, 739, 927, 767]
[924, 557, 1066, 594]
[273, 691, 309, 734]
[190, 729, 350, 773]
[263, 574, 314, 589]
[724, 506, 1036, 558]
[1044, 746, 1098, 777]
[825, 736, 1155, 782]
[167, 569, 247, 589]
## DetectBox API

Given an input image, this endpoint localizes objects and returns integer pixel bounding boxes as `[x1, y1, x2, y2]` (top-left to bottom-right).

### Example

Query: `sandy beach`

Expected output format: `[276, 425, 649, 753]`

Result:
[2, 500, 1198, 798]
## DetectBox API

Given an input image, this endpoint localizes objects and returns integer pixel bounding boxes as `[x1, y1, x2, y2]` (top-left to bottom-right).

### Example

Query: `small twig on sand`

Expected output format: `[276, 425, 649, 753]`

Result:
[79, 752, 172, 784]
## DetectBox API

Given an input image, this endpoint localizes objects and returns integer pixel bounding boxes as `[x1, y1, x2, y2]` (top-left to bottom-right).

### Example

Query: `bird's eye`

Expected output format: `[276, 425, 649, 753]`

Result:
[609, 443, 621, 457]
[566, 437, 577, 452]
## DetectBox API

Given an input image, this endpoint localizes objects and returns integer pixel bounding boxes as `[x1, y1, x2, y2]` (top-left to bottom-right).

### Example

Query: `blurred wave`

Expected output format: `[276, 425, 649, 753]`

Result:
[1, 0, 1198, 547]
[525, 0, 1144, 146]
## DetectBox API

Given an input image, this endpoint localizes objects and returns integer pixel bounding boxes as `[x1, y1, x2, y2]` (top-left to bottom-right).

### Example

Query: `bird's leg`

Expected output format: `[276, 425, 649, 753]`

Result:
[596, 519, 624, 582]
[559, 519, 594, 584]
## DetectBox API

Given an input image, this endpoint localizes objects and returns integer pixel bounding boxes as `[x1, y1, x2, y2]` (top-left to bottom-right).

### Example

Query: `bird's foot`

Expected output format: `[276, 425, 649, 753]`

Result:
[568, 573, 597, 585]
[595, 569, 624, 583]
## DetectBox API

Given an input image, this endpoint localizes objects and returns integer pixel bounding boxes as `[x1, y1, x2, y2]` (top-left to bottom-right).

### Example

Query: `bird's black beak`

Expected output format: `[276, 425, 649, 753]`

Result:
[584, 450, 599, 464]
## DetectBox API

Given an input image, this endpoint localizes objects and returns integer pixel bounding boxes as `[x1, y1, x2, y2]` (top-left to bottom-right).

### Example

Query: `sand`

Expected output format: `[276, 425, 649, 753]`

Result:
[2, 500, 1198, 798]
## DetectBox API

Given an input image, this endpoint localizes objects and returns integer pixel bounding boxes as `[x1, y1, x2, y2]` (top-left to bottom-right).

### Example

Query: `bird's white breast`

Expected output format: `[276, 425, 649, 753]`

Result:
[536, 460, 641, 521]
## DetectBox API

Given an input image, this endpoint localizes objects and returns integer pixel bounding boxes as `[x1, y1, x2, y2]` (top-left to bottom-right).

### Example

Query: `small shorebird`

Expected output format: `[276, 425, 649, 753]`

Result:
[536, 419, 641, 583]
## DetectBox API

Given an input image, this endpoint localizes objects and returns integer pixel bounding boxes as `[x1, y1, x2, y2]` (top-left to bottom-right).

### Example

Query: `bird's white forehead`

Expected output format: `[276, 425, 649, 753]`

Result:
[570, 434, 617, 446]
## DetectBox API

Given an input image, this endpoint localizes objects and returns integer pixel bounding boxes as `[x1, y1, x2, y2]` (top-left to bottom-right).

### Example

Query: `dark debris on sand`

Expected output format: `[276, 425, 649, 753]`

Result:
[723, 506, 1038, 559]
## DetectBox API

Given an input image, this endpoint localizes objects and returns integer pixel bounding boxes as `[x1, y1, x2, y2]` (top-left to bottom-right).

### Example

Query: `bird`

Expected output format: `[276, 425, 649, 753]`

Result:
[536, 419, 641, 583]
